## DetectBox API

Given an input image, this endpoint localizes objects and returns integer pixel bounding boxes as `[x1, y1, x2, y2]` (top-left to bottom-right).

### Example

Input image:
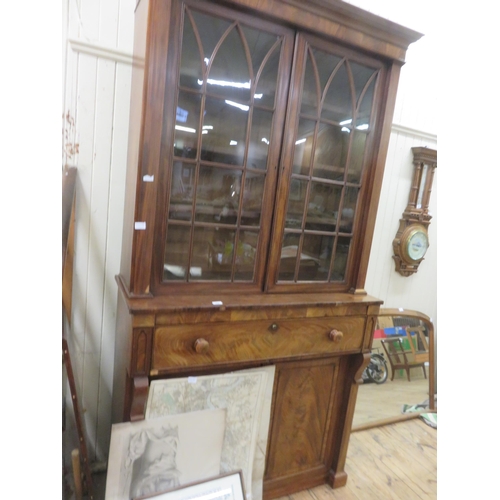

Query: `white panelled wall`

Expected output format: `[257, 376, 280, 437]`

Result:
[62, 0, 437, 464]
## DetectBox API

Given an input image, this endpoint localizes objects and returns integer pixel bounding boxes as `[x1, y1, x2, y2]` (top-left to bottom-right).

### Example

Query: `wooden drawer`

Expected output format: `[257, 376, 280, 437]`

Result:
[153, 315, 365, 371]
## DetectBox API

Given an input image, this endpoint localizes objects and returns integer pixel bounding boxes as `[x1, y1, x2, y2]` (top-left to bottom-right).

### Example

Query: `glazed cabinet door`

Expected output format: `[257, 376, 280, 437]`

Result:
[153, 0, 295, 294]
[267, 34, 386, 292]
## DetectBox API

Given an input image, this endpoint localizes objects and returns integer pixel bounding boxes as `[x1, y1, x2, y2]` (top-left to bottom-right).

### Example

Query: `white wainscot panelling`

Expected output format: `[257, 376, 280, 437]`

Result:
[365, 129, 437, 322]
[63, 0, 134, 463]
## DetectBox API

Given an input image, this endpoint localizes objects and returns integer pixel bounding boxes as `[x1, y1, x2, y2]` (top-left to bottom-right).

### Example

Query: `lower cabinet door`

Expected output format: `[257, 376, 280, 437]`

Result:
[263, 356, 341, 497]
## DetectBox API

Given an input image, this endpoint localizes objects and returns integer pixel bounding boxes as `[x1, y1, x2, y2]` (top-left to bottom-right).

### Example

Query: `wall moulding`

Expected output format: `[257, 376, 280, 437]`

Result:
[390, 123, 437, 142]
[68, 38, 134, 65]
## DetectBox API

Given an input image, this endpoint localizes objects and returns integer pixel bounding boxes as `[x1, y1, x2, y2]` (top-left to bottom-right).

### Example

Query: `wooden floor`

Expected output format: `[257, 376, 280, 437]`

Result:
[78, 375, 436, 500]
[277, 419, 437, 500]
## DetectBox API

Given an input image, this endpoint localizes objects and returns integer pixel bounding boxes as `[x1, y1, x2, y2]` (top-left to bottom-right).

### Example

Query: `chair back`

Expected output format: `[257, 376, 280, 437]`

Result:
[405, 326, 429, 364]
[381, 337, 409, 366]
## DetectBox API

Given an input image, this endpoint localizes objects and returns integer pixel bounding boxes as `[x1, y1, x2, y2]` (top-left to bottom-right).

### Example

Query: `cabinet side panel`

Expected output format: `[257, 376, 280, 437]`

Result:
[120, 0, 151, 287]
[355, 62, 403, 291]
[112, 289, 133, 423]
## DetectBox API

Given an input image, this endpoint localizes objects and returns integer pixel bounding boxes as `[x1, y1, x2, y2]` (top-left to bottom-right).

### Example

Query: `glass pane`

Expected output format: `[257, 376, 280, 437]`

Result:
[305, 182, 342, 232]
[285, 179, 307, 229]
[278, 232, 301, 281]
[255, 43, 281, 108]
[300, 49, 318, 117]
[201, 96, 248, 165]
[241, 26, 278, 81]
[195, 166, 242, 224]
[299, 233, 333, 281]
[332, 236, 351, 281]
[313, 123, 349, 180]
[179, 11, 203, 90]
[164, 225, 191, 281]
[207, 26, 251, 102]
[169, 162, 195, 221]
[233, 230, 258, 281]
[190, 10, 232, 67]
[347, 130, 367, 184]
[321, 61, 352, 124]
[350, 62, 377, 110]
[340, 186, 358, 233]
[292, 119, 316, 175]
[174, 92, 201, 159]
[204, 227, 236, 280]
[356, 76, 376, 130]
[241, 172, 265, 226]
[311, 48, 343, 95]
[248, 108, 273, 170]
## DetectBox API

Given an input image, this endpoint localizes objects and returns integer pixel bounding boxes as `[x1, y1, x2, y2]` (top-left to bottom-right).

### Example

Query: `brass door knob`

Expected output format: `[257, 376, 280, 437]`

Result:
[329, 329, 344, 343]
[194, 338, 210, 353]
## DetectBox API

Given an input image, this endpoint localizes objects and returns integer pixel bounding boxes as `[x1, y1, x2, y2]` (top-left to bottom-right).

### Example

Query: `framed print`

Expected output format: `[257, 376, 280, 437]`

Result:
[134, 471, 246, 500]
[105, 409, 227, 500]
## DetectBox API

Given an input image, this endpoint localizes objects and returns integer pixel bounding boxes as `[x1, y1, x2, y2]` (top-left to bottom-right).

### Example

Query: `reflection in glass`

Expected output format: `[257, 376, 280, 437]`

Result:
[255, 43, 281, 109]
[313, 49, 343, 97]
[322, 61, 352, 124]
[285, 179, 307, 229]
[204, 227, 236, 281]
[169, 163, 195, 221]
[340, 186, 358, 233]
[356, 76, 376, 130]
[305, 182, 342, 231]
[241, 172, 265, 226]
[201, 96, 248, 165]
[208, 26, 251, 102]
[332, 236, 351, 281]
[350, 62, 376, 109]
[164, 225, 191, 281]
[301, 50, 318, 117]
[292, 119, 316, 175]
[195, 166, 242, 224]
[233, 230, 258, 281]
[243, 26, 277, 77]
[313, 123, 349, 180]
[174, 92, 201, 158]
[347, 130, 367, 183]
[278, 232, 300, 281]
[248, 108, 273, 170]
[179, 12, 203, 89]
[190, 11, 232, 66]
[299, 233, 334, 281]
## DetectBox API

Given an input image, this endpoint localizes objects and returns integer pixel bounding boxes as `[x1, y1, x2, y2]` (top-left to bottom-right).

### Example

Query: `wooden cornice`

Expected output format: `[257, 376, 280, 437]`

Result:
[216, 0, 423, 62]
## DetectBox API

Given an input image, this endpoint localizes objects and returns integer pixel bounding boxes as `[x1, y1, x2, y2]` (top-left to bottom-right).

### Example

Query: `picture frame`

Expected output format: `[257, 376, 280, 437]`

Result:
[133, 470, 246, 500]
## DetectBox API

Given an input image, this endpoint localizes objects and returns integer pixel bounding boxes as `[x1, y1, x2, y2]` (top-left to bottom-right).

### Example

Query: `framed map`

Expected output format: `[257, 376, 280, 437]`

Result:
[145, 366, 275, 500]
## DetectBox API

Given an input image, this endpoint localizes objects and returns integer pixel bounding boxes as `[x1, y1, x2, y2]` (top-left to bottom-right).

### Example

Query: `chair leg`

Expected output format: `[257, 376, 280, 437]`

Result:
[422, 364, 427, 379]
[406, 368, 411, 382]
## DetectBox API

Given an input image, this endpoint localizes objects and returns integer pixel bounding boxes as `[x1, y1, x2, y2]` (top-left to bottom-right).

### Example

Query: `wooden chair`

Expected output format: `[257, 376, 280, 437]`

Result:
[405, 325, 429, 367]
[381, 337, 427, 382]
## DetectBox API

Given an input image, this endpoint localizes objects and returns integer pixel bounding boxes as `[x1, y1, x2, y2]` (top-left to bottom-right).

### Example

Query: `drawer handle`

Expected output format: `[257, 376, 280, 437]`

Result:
[329, 329, 344, 343]
[269, 323, 279, 333]
[194, 338, 210, 354]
